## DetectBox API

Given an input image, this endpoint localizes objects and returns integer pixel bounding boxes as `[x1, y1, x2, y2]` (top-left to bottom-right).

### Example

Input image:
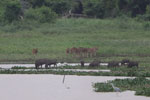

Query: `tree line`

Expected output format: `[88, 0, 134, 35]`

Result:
[0, 0, 150, 24]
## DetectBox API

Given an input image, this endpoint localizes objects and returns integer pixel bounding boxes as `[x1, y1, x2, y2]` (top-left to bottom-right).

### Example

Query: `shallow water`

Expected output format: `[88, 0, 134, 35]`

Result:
[0, 63, 110, 72]
[0, 75, 149, 100]
[0, 63, 108, 69]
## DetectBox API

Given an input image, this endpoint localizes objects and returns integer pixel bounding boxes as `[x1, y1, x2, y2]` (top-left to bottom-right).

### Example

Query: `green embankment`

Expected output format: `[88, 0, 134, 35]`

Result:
[0, 18, 150, 63]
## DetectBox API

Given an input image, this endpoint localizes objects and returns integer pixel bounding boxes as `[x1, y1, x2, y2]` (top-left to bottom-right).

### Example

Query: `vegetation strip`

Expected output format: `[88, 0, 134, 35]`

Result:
[0, 66, 150, 77]
[93, 77, 150, 97]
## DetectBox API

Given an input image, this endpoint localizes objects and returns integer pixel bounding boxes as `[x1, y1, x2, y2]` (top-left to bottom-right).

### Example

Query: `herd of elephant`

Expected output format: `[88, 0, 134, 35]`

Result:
[35, 58, 138, 69]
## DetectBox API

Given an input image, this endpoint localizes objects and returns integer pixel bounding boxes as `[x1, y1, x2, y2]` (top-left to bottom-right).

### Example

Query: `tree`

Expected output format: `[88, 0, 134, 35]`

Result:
[83, 0, 105, 18]
[146, 5, 150, 14]
[24, 6, 57, 23]
[72, 0, 83, 14]
[3, 1, 22, 23]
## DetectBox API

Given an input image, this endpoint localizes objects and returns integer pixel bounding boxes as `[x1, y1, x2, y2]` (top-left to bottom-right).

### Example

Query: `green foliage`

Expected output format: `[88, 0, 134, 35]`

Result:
[143, 22, 150, 30]
[83, 0, 105, 18]
[44, 0, 72, 15]
[136, 14, 150, 21]
[3, 1, 22, 23]
[83, 0, 150, 18]
[71, 1, 83, 14]
[28, 0, 72, 15]
[11, 66, 34, 69]
[146, 5, 150, 14]
[94, 77, 150, 97]
[136, 87, 150, 96]
[94, 83, 113, 92]
[24, 6, 57, 23]
[28, 0, 45, 8]
[1, 0, 150, 22]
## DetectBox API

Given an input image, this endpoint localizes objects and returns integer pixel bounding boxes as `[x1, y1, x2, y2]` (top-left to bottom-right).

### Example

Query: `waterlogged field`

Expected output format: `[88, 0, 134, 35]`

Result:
[0, 75, 149, 100]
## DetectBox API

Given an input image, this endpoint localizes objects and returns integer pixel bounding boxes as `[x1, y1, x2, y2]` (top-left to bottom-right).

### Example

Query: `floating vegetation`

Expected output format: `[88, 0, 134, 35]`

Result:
[93, 77, 150, 97]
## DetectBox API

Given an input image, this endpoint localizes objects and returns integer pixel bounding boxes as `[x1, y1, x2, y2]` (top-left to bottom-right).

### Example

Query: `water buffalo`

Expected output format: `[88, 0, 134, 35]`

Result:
[35, 59, 57, 69]
[45, 59, 57, 68]
[89, 60, 100, 67]
[80, 60, 85, 67]
[127, 61, 138, 68]
[107, 61, 121, 68]
[35, 59, 48, 69]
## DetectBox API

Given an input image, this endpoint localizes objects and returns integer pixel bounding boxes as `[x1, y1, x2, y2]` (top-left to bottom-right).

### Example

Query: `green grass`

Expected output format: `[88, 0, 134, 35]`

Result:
[94, 77, 150, 97]
[0, 18, 150, 62]
[0, 64, 149, 77]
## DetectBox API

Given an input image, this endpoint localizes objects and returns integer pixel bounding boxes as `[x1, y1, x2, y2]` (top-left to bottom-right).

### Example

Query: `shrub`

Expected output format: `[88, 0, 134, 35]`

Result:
[146, 5, 150, 14]
[24, 6, 57, 23]
[136, 14, 150, 21]
[94, 77, 150, 96]
[94, 83, 113, 92]
[83, 0, 105, 18]
[3, 1, 22, 23]
[143, 22, 150, 30]
[44, 0, 71, 15]
[28, 0, 72, 15]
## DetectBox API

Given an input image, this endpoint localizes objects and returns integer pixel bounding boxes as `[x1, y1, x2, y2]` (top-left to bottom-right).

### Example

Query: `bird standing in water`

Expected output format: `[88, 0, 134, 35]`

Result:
[110, 83, 121, 93]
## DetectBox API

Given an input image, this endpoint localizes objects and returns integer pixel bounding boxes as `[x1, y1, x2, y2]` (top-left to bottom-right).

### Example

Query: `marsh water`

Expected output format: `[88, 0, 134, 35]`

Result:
[0, 63, 108, 69]
[0, 63, 110, 72]
[0, 75, 149, 100]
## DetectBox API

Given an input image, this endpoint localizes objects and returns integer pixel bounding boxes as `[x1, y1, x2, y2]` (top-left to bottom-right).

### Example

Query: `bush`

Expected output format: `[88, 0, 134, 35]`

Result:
[94, 83, 113, 92]
[136, 14, 150, 21]
[3, 1, 22, 23]
[0, 20, 40, 33]
[146, 5, 150, 14]
[44, 0, 71, 15]
[83, 0, 105, 18]
[28, 0, 72, 15]
[94, 77, 150, 96]
[24, 6, 57, 23]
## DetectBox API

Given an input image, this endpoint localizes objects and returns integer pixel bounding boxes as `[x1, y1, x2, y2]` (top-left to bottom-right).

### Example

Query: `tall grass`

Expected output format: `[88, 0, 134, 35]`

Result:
[0, 18, 150, 62]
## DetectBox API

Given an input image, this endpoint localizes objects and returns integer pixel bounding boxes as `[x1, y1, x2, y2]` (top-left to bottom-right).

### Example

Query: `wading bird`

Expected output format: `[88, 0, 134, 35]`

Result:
[110, 83, 121, 93]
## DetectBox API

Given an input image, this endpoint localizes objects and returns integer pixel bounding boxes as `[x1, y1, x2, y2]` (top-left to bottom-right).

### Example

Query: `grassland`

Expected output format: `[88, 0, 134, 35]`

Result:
[0, 17, 150, 63]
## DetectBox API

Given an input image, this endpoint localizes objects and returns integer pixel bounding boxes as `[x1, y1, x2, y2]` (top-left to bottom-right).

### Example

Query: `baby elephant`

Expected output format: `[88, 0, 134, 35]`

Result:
[127, 61, 138, 68]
